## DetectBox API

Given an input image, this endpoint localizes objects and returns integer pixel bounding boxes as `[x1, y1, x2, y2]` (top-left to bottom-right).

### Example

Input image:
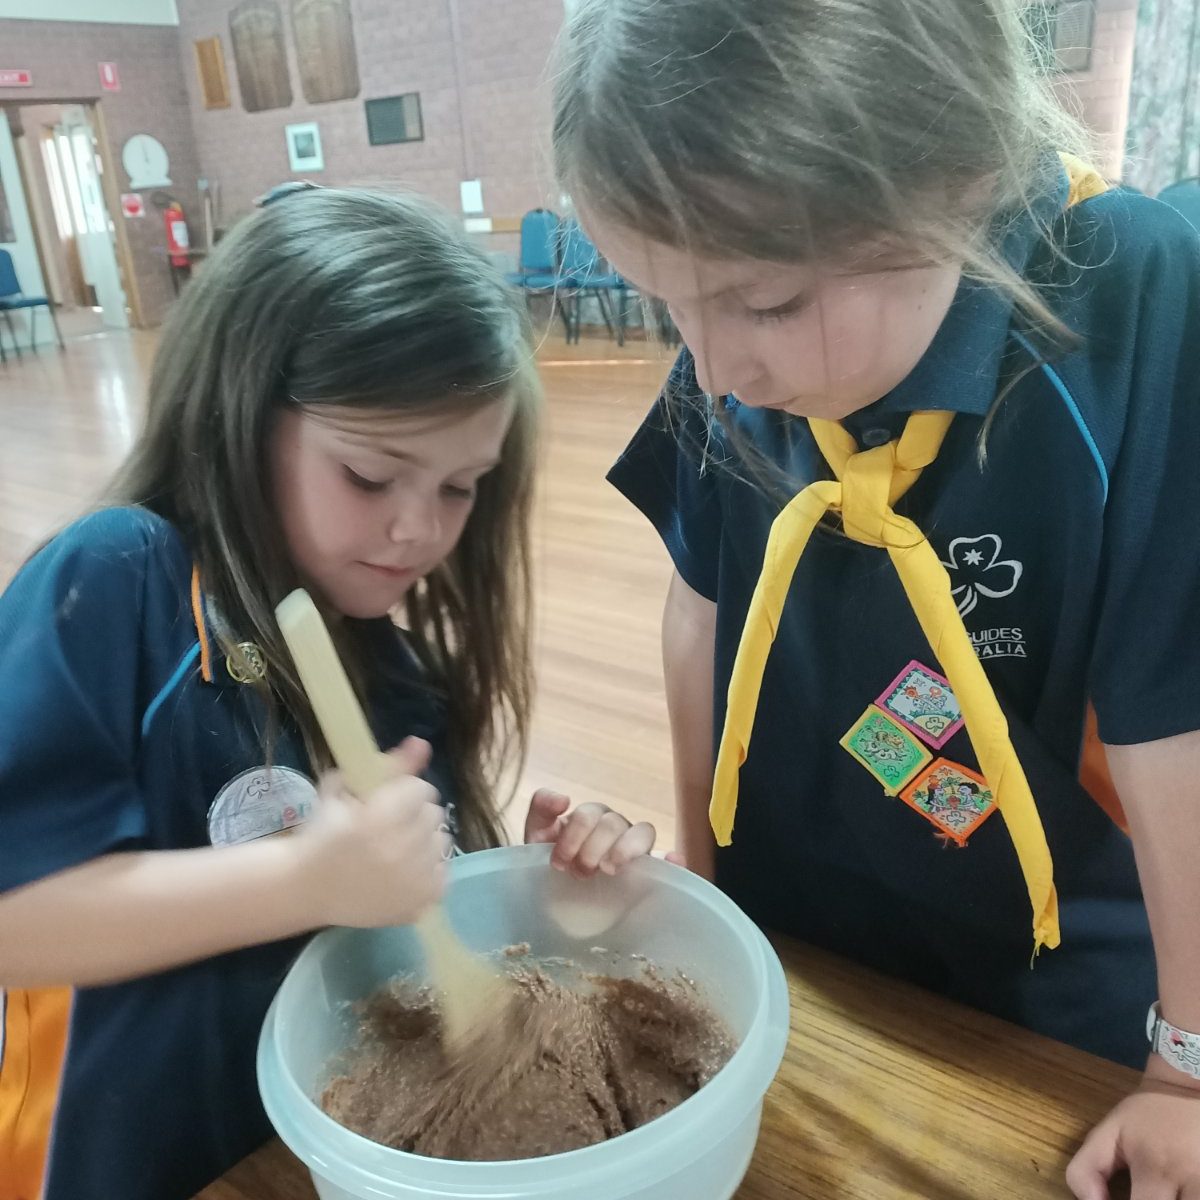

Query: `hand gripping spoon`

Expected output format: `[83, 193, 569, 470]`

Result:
[276, 588, 513, 1054]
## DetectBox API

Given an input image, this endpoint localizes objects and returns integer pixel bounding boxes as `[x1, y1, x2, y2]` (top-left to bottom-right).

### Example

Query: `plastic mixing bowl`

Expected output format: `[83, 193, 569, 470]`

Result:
[258, 843, 790, 1200]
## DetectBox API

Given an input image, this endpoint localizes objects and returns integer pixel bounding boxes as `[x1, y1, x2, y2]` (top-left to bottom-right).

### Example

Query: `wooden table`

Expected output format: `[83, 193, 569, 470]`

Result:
[196, 937, 1137, 1200]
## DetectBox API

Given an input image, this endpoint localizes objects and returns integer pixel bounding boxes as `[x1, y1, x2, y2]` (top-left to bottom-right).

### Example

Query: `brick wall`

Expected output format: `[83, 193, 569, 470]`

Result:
[0, 18, 203, 324]
[176, 0, 563, 243]
[451, 0, 561, 218]
[0, 0, 1140, 329]
[1049, 0, 1139, 180]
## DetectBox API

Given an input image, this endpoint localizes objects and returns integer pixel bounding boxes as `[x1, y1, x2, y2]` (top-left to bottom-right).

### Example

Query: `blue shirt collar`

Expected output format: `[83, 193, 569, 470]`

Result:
[856, 154, 1070, 420]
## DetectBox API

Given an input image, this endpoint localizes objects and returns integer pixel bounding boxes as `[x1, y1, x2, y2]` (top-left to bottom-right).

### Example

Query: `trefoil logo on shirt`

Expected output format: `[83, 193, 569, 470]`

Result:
[941, 535, 1023, 617]
[941, 535, 1027, 660]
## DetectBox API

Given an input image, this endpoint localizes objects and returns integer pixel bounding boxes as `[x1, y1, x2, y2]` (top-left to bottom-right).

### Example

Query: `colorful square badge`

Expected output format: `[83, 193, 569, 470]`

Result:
[901, 759, 997, 846]
[840, 706, 932, 796]
[877, 660, 964, 749]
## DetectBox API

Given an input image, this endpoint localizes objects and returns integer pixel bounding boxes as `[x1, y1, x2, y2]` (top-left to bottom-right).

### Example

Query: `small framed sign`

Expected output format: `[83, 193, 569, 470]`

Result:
[285, 122, 324, 173]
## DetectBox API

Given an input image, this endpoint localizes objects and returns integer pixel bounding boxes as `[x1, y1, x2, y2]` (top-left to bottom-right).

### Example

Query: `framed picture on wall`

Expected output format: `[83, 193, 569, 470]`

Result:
[285, 122, 324, 172]
[194, 36, 232, 109]
[365, 93, 423, 146]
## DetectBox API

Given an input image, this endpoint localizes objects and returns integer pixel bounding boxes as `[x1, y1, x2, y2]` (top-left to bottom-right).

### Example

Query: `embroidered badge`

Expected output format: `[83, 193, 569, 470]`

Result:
[900, 759, 997, 846]
[840, 706, 932, 796]
[877, 660, 964, 749]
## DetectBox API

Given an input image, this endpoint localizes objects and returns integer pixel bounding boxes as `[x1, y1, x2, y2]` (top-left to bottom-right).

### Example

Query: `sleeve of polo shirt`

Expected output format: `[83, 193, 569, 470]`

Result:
[1088, 211, 1200, 746]
[0, 510, 156, 893]
[607, 350, 725, 601]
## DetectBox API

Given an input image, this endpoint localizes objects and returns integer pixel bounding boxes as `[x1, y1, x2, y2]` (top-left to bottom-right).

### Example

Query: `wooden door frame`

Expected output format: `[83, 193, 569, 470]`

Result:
[35, 125, 90, 307]
[2, 98, 148, 329]
[3, 108, 60, 310]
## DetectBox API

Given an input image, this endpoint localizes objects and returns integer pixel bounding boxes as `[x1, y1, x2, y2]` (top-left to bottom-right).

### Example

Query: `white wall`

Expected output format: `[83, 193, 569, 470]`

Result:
[0, 0, 177, 23]
[0, 113, 54, 348]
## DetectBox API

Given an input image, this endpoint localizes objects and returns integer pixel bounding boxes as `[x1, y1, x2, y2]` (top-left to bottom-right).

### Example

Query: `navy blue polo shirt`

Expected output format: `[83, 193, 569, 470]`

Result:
[0, 506, 456, 1200]
[610, 168, 1200, 1067]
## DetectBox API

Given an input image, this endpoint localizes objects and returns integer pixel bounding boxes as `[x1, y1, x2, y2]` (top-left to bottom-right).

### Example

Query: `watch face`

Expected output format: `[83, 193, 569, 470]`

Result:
[1150, 1006, 1200, 1079]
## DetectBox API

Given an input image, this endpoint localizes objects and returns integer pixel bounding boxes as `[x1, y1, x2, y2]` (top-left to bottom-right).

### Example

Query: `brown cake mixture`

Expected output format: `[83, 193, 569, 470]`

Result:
[320, 953, 736, 1161]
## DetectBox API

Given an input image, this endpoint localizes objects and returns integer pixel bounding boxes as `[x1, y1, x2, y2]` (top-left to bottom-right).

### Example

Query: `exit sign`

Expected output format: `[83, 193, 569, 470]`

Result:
[0, 69, 32, 88]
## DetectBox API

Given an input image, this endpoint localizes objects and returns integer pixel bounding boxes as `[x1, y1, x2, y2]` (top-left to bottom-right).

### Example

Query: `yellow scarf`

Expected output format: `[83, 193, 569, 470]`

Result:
[709, 155, 1108, 955]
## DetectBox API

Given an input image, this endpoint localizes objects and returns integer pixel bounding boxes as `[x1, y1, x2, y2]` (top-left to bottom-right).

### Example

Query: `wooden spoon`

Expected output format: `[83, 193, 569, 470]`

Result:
[276, 588, 513, 1053]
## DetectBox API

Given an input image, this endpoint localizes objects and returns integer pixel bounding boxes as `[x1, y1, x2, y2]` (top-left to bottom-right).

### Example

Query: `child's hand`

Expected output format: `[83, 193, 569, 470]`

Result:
[524, 790, 665, 878]
[293, 738, 449, 928]
[1067, 1057, 1200, 1199]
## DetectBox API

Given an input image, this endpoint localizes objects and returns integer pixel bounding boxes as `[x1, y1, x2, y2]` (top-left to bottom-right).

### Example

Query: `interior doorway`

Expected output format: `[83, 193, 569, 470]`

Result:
[3, 98, 138, 344]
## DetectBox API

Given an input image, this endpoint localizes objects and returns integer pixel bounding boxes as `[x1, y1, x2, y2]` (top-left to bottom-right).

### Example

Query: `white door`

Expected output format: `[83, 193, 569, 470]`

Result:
[56, 107, 128, 330]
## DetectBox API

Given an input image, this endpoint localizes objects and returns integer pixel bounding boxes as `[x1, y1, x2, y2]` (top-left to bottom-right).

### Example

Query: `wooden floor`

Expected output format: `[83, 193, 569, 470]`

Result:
[0, 326, 679, 848]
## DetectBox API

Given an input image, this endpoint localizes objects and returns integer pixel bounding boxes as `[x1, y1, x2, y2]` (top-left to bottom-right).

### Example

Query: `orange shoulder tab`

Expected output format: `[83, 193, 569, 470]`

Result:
[0, 987, 71, 1200]
[1059, 151, 1109, 206]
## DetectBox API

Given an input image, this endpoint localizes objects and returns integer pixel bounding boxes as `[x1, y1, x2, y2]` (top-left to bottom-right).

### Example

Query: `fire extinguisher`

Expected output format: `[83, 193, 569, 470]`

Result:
[163, 202, 191, 269]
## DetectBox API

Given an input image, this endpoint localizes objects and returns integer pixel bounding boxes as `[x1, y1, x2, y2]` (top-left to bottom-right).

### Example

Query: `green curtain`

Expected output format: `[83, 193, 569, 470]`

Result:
[1124, 0, 1200, 194]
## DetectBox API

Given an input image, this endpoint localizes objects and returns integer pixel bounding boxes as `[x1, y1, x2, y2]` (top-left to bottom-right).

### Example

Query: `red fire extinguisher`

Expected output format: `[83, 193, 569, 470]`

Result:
[164, 202, 191, 268]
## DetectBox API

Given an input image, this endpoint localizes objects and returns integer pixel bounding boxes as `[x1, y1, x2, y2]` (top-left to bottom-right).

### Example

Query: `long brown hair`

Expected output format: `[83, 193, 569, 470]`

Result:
[107, 188, 539, 850]
[552, 0, 1096, 484]
[553, 0, 1093, 338]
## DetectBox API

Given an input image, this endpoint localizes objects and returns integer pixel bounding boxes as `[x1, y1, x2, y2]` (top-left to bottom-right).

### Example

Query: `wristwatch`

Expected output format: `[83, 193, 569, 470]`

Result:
[1147, 1003, 1200, 1079]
